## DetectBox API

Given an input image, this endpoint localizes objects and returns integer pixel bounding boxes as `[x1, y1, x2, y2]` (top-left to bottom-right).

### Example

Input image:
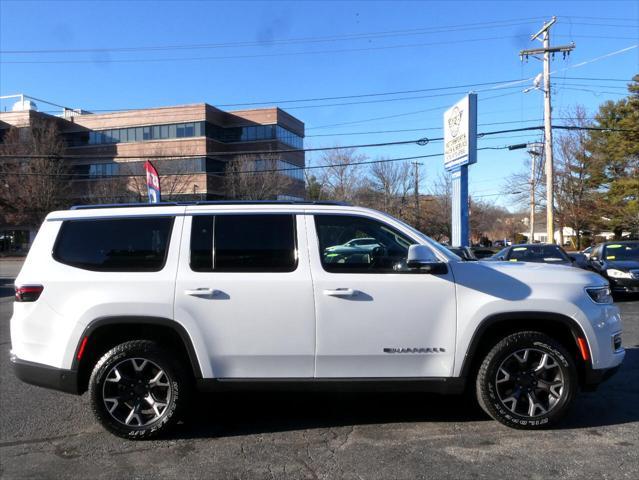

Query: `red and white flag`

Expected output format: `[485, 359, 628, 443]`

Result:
[144, 160, 161, 203]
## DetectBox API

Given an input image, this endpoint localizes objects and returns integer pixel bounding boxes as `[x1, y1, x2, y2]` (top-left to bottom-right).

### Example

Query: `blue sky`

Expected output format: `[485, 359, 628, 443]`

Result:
[1, 0, 637, 208]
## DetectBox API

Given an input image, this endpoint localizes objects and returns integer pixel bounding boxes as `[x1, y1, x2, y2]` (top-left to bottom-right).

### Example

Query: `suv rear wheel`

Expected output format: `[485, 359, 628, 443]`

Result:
[88, 340, 189, 439]
[476, 331, 578, 429]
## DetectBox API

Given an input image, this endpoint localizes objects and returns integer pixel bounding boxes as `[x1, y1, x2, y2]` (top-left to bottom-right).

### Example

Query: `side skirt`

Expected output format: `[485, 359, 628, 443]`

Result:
[196, 377, 466, 394]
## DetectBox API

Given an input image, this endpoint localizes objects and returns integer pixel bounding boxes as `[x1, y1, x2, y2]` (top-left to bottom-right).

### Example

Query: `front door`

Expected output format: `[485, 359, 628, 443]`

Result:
[307, 213, 457, 378]
[175, 211, 315, 378]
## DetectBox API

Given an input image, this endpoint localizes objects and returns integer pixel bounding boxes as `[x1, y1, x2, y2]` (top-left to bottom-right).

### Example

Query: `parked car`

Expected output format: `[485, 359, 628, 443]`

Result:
[446, 246, 477, 261]
[11, 201, 624, 438]
[587, 241, 639, 294]
[488, 244, 579, 267]
[324, 237, 381, 256]
[581, 246, 594, 259]
[471, 247, 498, 260]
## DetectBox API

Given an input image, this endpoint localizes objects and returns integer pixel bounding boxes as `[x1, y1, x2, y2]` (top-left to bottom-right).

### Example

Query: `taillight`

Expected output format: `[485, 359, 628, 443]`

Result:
[15, 285, 44, 302]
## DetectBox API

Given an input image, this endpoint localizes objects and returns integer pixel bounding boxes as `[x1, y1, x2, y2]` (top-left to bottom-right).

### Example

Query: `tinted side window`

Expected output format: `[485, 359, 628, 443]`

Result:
[190, 215, 214, 272]
[189, 214, 297, 272]
[315, 215, 413, 273]
[54, 217, 174, 271]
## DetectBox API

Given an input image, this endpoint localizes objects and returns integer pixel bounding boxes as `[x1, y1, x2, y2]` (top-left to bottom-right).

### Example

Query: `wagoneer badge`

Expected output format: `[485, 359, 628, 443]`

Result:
[383, 347, 446, 354]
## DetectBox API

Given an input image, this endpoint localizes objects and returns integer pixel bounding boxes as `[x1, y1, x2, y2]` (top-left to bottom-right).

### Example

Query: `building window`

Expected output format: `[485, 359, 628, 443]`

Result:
[83, 120, 301, 148]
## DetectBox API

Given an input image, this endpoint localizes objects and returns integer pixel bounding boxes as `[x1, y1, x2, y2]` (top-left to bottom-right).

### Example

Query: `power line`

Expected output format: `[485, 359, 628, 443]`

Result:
[1, 125, 634, 162]
[556, 21, 639, 28]
[307, 90, 524, 130]
[17, 76, 631, 118]
[1, 16, 633, 57]
[308, 45, 637, 130]
[559, 77, 634, 82]
[0, 147, 517, 179]
[0, 34, 544, 65]
[0, 18, 546, 55]
[561, 16, 639, 22]
[305, 117, 595, 138]
[0, 137, 431, 160]
[558, 87, 630, 96]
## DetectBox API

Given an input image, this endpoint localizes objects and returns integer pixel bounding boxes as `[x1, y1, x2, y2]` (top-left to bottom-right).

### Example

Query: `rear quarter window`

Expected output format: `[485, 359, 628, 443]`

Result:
[53, 216, 174, 272]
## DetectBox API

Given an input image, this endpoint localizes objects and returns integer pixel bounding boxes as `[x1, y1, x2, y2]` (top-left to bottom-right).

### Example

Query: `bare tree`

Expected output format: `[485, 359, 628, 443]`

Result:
[318, 147, 366, 202]
[223, 154, 292, 200]
[368, 159, 412, 218]
[304, 158, 328, 201]
[501, 145, 546, 214]
[0, 118, 70, 227]
[554, 106, 597, 249]
[84, 173, 134, 204]
[422, 172, 452, 242]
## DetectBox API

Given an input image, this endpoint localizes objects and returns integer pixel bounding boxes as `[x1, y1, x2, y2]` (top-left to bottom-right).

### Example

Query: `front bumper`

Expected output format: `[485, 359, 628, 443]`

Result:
[609, 277, 639, 293]
[10, 353, 80, 395]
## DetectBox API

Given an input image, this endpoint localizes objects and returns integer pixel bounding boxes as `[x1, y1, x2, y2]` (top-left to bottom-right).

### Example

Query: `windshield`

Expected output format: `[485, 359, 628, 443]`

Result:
[350, 238, 378, 246]
[507, 245, 569, 262]
[603, 243, 639, 262]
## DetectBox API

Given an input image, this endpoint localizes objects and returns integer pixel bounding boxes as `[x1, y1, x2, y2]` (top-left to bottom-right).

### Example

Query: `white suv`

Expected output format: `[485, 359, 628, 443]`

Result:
[10, 202, 624, 438]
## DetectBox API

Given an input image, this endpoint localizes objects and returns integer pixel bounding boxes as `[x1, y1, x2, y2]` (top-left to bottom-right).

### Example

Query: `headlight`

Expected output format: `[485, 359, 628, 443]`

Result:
[607, 269, 632, 279]
[586, 286, 613, 304]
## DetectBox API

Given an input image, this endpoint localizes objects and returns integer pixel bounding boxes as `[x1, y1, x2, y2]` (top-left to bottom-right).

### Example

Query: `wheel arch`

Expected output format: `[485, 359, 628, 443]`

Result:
[73, 316, 203, 394]
[459, 311, 591, 384]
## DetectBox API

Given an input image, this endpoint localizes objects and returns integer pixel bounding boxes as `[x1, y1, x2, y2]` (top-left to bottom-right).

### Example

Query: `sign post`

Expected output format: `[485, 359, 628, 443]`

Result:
[144, 160, 161, 204]
[444, 94, 477, 247]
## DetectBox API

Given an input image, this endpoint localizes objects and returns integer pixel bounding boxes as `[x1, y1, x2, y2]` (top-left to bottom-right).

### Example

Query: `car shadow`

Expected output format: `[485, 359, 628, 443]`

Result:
[170, 348, 639, 439]
[448, 262, 533, 301]
[560, 347, 639, 430]
[613, 293, 639, 303]
[172, 389, 487, 439]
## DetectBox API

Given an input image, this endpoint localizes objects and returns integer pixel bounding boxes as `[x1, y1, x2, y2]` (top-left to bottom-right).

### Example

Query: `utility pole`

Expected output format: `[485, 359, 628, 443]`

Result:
[412, 161, 420, 230]
[527, 143, 543, 243]
[520, 17, 574, 244]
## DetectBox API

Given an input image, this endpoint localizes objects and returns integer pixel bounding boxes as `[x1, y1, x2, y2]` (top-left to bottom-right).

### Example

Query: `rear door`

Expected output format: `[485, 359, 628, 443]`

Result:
[174, 210, 315, 378]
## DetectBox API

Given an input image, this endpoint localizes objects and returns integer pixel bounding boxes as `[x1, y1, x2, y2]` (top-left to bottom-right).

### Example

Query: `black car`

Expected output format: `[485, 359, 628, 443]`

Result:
[487, 244, 578, 266]
[588, 241, 639, 293]
[447, 246, 477, 261]
[472, 247, 498, 259]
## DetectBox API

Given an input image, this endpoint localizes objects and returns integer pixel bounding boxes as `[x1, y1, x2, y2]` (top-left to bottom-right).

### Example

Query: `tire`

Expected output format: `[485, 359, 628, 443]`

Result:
[88, 340, 189, 439]
[475, 331, 578, 429]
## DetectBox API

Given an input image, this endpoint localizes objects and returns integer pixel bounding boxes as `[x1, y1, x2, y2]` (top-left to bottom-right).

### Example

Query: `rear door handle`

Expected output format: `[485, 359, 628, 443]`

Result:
[323, 288, 357, 297]
[185, 288, 216, 297]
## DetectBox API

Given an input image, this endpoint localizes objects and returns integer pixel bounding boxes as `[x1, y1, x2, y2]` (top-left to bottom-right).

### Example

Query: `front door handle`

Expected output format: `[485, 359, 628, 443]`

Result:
[185, 288, 217, 297]
[323, 288, 357, 298]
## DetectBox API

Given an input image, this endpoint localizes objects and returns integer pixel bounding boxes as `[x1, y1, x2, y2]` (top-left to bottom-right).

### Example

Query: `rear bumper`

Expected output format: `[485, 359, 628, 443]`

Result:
[10, 354, 80, 395]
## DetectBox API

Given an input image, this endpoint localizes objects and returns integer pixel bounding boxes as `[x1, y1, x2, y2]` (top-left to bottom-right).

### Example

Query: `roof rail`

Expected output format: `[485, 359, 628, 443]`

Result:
[70, 200, 350, 210]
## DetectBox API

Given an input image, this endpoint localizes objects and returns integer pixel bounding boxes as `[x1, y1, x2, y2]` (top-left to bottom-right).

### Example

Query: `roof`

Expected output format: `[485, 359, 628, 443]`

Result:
[47, 201, 400, 224]
[70, 200, 348, 210]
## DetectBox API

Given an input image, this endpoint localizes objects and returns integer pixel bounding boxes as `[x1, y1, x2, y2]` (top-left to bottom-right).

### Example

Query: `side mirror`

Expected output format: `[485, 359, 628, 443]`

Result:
[406, 245, 447, 274]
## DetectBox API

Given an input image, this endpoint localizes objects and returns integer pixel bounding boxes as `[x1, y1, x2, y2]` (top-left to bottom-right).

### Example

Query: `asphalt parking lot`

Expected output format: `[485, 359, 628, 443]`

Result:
[1, 261, 638, 479]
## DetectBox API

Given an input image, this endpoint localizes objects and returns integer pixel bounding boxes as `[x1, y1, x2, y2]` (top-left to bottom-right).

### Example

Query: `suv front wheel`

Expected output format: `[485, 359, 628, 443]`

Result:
[476, 331, 578, 429]
[89, 340, 189, 439]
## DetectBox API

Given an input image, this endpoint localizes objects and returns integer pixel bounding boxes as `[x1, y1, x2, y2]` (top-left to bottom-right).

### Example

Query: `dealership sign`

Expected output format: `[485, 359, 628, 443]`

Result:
[144, 160, 161, 204]
[444, 94, 477, 171]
